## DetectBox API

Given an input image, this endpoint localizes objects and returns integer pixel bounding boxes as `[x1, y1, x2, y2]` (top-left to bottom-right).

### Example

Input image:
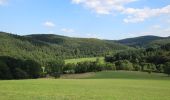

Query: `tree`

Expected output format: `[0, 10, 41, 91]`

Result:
[163, 62, 170, 76]
[25, 60, 42, 78]
[0, 61, 12, 79]
[13, 68, 28, 79]
[115, 60, 133, 71]
[133, 64, 141, 71]
[63, 63, 75, 74]
[104, 63, 116, 70]
[47, 60, 64, 78]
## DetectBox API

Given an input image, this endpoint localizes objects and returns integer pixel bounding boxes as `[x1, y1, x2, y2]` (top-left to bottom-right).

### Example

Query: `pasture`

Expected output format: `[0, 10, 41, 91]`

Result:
[65, 57, 104, 64]
[0, 71, 170, 100]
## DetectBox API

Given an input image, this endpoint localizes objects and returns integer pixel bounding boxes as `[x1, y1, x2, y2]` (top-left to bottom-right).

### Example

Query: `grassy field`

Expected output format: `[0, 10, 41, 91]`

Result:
[0, 71, 170, 100]
[65, 57, 104, 64]
[85, 71, 170, 80]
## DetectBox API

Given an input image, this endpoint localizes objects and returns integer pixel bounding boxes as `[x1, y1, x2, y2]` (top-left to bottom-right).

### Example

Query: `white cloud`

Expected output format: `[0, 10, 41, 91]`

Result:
[0, 0, 7, 5]
[123, 5, 170, 23]
[43, 21, 55, 28]
[72, 0, 170, 23]
[151, 25, 161, 29]
[72, 0, 137, 14]
[61, 28, 75, 33]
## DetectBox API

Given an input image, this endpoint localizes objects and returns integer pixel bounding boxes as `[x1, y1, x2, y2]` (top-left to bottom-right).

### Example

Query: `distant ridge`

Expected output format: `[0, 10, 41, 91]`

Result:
[117, 35, 170, 48]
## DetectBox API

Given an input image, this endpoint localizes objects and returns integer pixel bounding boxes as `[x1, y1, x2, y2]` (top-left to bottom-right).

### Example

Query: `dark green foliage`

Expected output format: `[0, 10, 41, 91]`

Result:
[0, 56, 41, 79]
[104, 63, 116, 70]
[163, 62, 170, 76]
[0, 32, 131, 67]
[46, 60, 64, 78]
[25, 60, 42, 78]
[13, 68, 29, 79]
[117, 35, 170, 48]
[156, 64, 164, 73]
[115, 60, 133, 71]
[73, 61, 116, 73]
[28, 34, 131, 58]
[133, 64, 141, 71]
[0, 61, 12, 79]
[117, 35, 164, 47]
[105, 43, 170, 73]
[63, 63, 76, 74]
[75, 62, 89, 73]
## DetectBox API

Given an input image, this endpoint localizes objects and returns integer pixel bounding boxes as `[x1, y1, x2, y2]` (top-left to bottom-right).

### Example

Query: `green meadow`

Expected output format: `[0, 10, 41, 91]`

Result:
[0, 71, 170, 100]
[65, 57, 104, 64]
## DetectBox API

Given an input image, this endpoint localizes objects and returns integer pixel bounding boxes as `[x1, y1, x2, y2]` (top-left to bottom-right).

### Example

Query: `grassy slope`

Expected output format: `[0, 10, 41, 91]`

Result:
[65, 57, 104, 64]
[0, 71, 170, 100]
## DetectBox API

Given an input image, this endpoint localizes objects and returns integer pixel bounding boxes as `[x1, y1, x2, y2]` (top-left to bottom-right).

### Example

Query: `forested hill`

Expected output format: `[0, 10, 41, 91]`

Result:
[27, 34, 130, 52]
[0, 32, 131, 66]
[117, 35, 166, 47]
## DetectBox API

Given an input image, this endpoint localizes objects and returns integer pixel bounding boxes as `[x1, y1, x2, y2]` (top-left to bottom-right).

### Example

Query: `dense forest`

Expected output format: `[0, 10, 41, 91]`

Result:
[105, 44, 170, 74]
[0, 31, 170, 79]
[0, 32, 130, 66]
[117, 35, 170, 48]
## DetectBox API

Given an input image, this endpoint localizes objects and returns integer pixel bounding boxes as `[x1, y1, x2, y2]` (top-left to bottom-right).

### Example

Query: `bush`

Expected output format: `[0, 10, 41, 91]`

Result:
[104, 63, 116, 70]
[63, 63, 76, 74]
[133, 64, 141, 71]
[46, 60, 64, 78]
[75, 62, 89, 73]
[115, 60, 133, 71]
[142, 63, 156, 72]
[156, 64, 164, 73]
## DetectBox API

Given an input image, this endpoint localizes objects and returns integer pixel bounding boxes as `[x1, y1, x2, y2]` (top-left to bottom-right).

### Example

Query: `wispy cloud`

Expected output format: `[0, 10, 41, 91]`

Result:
[123, 5, 170, 23]
[0, 0, 8, 5]
[61, 28, 75, 33]
[72, 0, 136, 15]
[72, 0, 170, 23]
[43, 21, 55, 28]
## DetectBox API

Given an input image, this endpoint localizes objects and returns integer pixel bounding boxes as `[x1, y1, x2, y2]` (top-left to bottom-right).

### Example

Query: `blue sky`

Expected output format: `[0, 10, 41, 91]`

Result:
[0, 0, 170, 40]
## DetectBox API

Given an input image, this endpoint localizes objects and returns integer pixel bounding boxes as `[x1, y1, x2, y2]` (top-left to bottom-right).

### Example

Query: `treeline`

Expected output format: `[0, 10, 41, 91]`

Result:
[0, 56, 116, 79]
[105, 43, 170, 75]
[41, 58, 116, 78]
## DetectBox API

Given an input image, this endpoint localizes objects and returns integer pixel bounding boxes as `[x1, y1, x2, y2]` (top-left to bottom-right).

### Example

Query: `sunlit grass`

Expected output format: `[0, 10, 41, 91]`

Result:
[0, 71, 170, 100]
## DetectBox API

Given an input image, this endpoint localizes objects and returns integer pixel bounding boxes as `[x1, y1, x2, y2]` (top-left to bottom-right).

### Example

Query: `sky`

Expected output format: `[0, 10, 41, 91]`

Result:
[0, 0, 170, 40]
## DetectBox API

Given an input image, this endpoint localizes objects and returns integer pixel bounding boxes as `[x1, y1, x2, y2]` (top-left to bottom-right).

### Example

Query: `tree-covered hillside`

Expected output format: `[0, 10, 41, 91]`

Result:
[148, 38, 170, 48]
[27, 34, 130, 56]
[0, 32, 131, 66]
[117, 35, 169, 48]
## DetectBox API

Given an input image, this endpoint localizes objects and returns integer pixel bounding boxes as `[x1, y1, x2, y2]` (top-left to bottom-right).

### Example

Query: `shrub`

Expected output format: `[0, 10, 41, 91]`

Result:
[115, 60, 133, 71]
[133, 64, 141, 71]
[63, 63, 76, 74]
[104, 63, 116, 70]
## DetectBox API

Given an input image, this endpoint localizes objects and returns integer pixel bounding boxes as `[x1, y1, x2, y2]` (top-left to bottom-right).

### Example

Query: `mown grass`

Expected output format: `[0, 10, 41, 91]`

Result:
[85, 71, 170, 80]
[0, 71, 170, 100]
[65, 57, 104, 64]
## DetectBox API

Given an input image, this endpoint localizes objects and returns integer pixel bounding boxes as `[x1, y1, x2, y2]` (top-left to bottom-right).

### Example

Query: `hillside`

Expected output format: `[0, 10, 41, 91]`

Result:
[117, 35, 166, 47]
[27, 34, 130, 51]
[0, 32, 131, 66]
[148, 38, 170, 48]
